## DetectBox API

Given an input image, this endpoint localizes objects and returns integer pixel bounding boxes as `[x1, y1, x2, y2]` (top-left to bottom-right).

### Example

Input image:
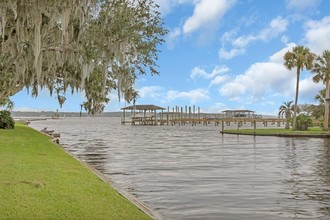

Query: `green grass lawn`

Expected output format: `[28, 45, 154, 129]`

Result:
[0, 123, 152, 220]
[224, 127, 330, 135]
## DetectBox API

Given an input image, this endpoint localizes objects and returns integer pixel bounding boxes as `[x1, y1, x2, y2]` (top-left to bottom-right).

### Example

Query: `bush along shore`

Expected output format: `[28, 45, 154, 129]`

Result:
[0, 123, 153, 220]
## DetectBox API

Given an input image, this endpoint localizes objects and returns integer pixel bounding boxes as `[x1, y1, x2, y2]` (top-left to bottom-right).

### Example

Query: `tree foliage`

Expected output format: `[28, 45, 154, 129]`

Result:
[312, 50, 330, 130]
[308, 89, 330, 129]
[309, 89, 326, 120]
[0, 0, 167, 114]
[283, 45, 315, 130]
[296, 114, 312, 131]
[0, 110, 15, 129]
[278, 101, 294, 129]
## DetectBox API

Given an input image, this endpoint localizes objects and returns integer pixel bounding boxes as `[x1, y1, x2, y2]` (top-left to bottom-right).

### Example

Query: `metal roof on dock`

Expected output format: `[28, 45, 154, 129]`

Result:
[121, 105, 166, 111]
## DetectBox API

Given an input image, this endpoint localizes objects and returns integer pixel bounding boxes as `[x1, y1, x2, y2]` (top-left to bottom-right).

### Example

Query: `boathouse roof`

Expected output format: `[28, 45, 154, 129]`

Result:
[121, 104, 166, 111]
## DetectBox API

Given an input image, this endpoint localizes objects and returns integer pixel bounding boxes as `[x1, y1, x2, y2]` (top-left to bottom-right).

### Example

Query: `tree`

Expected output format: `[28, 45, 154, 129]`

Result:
[308, 89, 325, 120]
[312, 50, 330, 130]
[0, 97, 14, 111]
[283, 45, 315, 130]
[296, 114, 312, 131]
[0, 0, 167, 115]
[0, 110, 15, 129]
[278, 101, 294, 129]
[315, 88, 326, 105]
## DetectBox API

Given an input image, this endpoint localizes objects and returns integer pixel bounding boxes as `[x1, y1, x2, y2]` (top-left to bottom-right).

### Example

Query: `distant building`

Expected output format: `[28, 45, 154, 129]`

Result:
[297, 104, 314, 116]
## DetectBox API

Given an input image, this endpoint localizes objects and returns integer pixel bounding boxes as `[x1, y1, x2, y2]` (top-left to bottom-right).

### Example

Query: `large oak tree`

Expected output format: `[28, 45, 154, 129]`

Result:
[0, 0, 166, 114]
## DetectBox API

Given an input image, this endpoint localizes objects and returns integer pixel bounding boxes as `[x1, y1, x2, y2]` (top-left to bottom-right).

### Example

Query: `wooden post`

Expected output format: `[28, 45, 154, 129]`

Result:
[189, 106, 191, 121]
[185, 105, 187, 118]
[122, 109, 125, 125]
[161, 109, 163, 125]
[176, 106, 178, 120]
[167, 106, 169, 125]
[143, 110, 146, 125]
[198, 107, 200, 120]
[193, 105, 195, 118]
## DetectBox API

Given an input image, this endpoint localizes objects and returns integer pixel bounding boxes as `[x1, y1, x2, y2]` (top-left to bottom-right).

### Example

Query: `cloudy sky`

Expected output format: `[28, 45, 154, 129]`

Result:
[12, 0, 330, 115]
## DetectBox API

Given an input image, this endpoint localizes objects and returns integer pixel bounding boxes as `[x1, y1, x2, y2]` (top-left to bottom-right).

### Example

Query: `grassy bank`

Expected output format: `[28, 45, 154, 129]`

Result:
[0, 123, 152, 220]
[223, 127, 330, 135]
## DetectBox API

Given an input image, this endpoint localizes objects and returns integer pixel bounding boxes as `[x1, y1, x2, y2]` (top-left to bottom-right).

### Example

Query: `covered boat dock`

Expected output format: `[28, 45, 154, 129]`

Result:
[121, 104, 166, 125]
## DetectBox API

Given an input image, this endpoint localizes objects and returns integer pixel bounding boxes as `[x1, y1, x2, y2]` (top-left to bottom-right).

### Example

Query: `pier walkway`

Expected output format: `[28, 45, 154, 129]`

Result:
[122, 116, 286, 128]
[121, 104, 286, 128]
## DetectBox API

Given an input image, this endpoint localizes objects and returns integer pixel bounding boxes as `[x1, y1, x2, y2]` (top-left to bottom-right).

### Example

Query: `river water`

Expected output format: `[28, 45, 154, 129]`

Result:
[30, 117, 330, 220]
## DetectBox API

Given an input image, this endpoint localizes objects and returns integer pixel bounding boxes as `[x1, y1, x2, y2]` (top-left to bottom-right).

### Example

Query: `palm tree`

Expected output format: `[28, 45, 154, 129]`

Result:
[312, 50, 330, 131]
[308, 89, 325, 120]
[278, 101, 294, 129]
[315, 89, 326, 105]
[283, 45, 315, 130]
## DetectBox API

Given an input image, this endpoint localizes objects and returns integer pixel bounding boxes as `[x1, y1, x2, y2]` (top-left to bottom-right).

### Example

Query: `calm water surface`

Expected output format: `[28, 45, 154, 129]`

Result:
[30, 117, 330, 220]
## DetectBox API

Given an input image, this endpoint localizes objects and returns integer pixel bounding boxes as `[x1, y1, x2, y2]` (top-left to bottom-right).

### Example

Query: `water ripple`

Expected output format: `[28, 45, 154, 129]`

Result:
[30, 117, 330, 220]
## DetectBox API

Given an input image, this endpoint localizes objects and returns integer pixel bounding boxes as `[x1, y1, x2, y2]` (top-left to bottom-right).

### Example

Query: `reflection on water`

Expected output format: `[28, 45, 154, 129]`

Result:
[30, 117, 330, 220]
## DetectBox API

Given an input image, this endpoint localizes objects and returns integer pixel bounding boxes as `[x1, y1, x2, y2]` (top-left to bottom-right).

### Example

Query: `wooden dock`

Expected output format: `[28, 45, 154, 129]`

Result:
[122, 116, 286, 127]
[120, 104, 286, 128]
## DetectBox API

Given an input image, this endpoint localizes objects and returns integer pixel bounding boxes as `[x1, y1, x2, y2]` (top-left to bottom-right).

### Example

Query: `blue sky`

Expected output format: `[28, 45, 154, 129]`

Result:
[11, 0, 330, 115]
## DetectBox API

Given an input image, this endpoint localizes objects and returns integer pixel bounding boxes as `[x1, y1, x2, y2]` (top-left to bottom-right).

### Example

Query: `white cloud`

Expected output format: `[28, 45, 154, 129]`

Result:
[286, 0, 321, 11]
[203, 102, 228, 113]
[190, 65, 229, 80]
[219, 81, 247, 101]
[259, 16, 289, 41]
[219, 16, 289, 59]
[219, 43, 323, 104]
[233, 16, 289, 47]
[219, 47, 246, 59]
[281, 36, 289, 44]
[300, 76, 324, 102]
[155, 0, 174, 15]
[220, 29, 237, 45]
[183, 0, 236, 34]
[166, 27, 182, 49]
[268, 42, 296, 63]
[305, 16, 330, 54]
[155, 0, 194, 15]
[166, 88, 210, 103]
[138, 86, 164, 99]
[210, 75, 230, 87]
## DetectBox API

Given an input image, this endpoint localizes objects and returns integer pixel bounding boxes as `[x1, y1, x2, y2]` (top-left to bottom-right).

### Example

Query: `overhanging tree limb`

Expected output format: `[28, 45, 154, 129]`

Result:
[0, 0, 167, 114]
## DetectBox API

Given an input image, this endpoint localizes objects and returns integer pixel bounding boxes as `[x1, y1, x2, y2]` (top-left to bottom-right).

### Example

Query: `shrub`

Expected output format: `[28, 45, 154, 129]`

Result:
[296, 114, 312, 131]
[0, 110, 15, 129]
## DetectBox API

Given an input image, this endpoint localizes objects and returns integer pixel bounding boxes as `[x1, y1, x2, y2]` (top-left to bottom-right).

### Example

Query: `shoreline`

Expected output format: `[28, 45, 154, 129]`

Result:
[220, 131, 330, 138]
[29, 124, 164, 220]
[57, 142, 164, 220]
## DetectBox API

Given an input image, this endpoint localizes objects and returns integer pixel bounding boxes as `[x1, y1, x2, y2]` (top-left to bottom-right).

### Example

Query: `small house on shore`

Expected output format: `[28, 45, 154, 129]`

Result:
[121, 104, 166, 125]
